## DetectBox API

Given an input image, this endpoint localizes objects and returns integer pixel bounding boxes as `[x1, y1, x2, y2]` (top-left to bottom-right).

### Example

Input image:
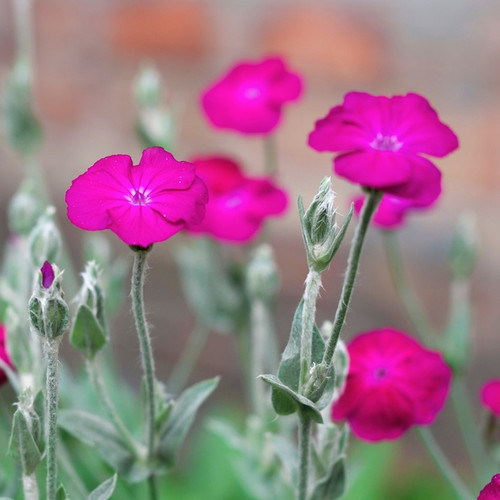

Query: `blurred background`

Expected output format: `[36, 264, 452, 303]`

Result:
[1, 0, 500, 497]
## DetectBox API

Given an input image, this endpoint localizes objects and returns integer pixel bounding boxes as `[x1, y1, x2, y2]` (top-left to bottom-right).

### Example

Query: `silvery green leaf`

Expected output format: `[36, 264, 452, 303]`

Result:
[69, 305, 107, 359]
[88, 474, 117, 500]
[56, 484, 68, 500]
[58, 410, 134, 474]
[7, 408, 42, 475]
[158, 377, 219, 467]
[310, 458, 346, 500]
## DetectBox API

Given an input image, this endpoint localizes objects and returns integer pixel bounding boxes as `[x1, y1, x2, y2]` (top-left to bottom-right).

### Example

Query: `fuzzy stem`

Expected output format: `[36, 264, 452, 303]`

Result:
[299, 270, 322, 392]
[418, 427, 473, 500]
[131, 246, 157, 495]
[264, 135, 278, 175]
[250, 298, 274, 415]
[86, 357, 143, 458]
[381, 231, 434, 342]
[22, 473, 39, 500]
[44, 338, 61, 500]
[169, 322, 210, 393]
[298, 415, 312, 500]
[323, 190, 382, 366]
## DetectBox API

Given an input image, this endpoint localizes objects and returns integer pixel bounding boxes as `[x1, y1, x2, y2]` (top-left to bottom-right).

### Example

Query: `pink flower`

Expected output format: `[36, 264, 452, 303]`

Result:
[478, 475, 500, 500]
[66, 147, 208, 247]
[184, 156, 288, 243]
[41, 261, 55, 289]
[0, 325, 13, 385]
[331, 328, 452, 442]
[308, 92, 458, 197]
[481, 380, 500, 416]
[201, 57, 303, 134]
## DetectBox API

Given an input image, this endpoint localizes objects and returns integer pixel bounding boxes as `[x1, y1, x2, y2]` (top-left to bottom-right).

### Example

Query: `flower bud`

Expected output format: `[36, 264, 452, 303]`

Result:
[28, 207, 61, 268]
[245, 244, 278, 301]
[134, 64, 162, 108]
[449, 212, 478, 280]
[7, 180, 43, 236]
[299, 177, 352, 273]
[28, 263, 69, 339]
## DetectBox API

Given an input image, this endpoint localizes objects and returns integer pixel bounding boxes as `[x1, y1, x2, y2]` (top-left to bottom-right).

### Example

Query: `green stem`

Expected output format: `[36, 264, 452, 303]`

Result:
[264, 135, 278, 175]
[299, 270, 322, 392]
[148, 475, 159, 500]
[451, 378, 492, 486]
[250, 298, 273, 415]
[418, 427, 473, 500]
[130, 246, 158, 495]
[86, 358, 143, 458]
[22, 472, 39, 500]
[298, 415, 312, 500]
[169, 322, 210, 393]
[381, 231, 434, 343]
[323, 190, 382, 366]
[45, 338, 61, 500]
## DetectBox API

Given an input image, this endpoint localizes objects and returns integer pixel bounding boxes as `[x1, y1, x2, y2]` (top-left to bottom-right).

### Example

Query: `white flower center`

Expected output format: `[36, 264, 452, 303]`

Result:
[128, 187, 151, 206]
[370, 133, 402, 151]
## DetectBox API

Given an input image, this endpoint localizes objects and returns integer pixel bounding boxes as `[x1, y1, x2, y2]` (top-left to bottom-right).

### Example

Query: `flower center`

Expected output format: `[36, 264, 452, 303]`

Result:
[129, 187, 151, 206]
[370, 133, 402, 152]
[373, 366, 388, 380]
[242, 86, 263, 101]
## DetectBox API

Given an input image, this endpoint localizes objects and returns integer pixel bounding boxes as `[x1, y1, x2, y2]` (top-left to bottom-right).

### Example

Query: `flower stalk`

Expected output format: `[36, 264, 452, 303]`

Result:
[298, 414, 312, 500]
[323, 189, 383, 366]
[130, 246, 158, 498]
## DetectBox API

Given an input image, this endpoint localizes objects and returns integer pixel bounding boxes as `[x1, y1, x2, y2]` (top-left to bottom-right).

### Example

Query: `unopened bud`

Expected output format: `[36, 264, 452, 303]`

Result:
[28, 207, 61, 268]
[8, 180, 42, 235]
[245, 244, 278, 301]
[449, 213, 478, 280]
[134, 64, 162, 108]
[300, 177, 352, 273]
[29, 263, 69, 339]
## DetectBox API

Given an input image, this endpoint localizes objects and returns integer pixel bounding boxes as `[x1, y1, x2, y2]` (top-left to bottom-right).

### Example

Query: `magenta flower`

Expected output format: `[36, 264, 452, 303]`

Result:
[308, 92, 458, 196]
[0, 325, 13, 385]
[66, 147, 208, 247]
[481, 380, 500, 416]
[478, 474, 500, 500]
[184, 156, 288, 243]
[201, 57, 303, 134]
[332, 328, 452, 441]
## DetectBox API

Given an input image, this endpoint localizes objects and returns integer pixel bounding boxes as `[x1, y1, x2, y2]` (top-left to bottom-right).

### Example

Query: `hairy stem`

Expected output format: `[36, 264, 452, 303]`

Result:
[44, 338, 61, 500]
[131, 246, 157, 497]
[299, 269, 322, 392]
[323, 190, 382, 366]
[298, 415, 312, 500]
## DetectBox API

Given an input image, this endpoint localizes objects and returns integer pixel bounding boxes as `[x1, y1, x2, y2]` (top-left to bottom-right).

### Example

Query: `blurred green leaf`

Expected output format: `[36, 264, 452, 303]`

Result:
[88, 474, 117, 500]
[56, 484, 68, 500]
[69, 305, 107, 359]
[310, 458, 345, 500]
[158, 377, 219, 467]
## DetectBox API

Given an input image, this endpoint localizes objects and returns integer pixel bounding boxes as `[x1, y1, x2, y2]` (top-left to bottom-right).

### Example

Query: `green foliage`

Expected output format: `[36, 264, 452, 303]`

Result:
[87, 474, 117, 500]
[69, 305, 107, 360]
[158, 377, 219, 467]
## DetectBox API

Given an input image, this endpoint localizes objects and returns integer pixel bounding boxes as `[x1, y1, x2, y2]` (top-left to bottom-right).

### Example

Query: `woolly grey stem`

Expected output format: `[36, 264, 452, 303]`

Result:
[298, 415, 312, 500]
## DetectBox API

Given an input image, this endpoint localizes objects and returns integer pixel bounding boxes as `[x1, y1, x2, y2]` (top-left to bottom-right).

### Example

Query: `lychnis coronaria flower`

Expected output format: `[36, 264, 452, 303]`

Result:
[308, 92, 458, 200]
[478, 475, 500, 500]
[332, 328, 452, 441]
[481, 380, 500, 416]
[66, 147, 208, 247]
[201, 57, 303, 134]
[184, 156, 287, 243]
[0, 324, 13, 385]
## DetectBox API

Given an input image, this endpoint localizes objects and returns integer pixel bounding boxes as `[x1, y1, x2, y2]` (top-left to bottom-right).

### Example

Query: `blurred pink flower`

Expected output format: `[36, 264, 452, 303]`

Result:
[308, 92, 458, 197]
[481, 380, 500, 416]
[201, 57, 303, 134]
[332, 328, 452, 442]
[0, 325, 13, 385]
[478, 474, 500, 500]
[185, 156, 288, 243]
[66, 147, 208, 247]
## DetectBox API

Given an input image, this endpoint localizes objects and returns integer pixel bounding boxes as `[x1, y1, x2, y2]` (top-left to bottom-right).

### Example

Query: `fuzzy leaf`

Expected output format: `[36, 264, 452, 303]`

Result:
[56, 484, 68, 500]
[88, 474, 117, 500]
[58, 410, 134, 474]
[310, 458, 345, 500]
[158, 377, 219, 466]
[70, 305, 107, 359]
[260, 374, 323, 423]
[7, 408, 42, 475]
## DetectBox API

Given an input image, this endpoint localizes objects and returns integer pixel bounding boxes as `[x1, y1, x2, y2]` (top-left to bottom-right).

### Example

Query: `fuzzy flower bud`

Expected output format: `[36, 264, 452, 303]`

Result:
[7, 180, 43, 236]
[245, 244, 278, 301]
[299, 177, 352, 273]
[28, 207, 61, 268]
[449, 213, 478, 280]
[29, 263, 69, 339]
